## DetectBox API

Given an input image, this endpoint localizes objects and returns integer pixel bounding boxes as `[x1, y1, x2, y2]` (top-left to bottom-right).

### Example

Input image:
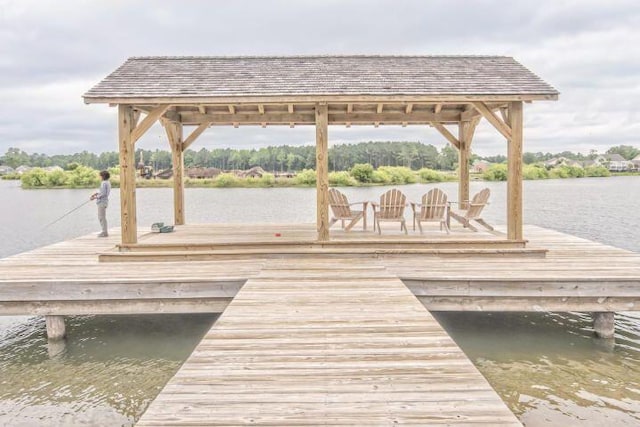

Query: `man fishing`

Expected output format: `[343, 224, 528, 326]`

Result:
[90, 170, 111, 237]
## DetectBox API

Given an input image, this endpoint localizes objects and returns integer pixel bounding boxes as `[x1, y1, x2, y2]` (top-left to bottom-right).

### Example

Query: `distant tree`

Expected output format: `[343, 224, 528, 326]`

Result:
[606, 145, 640, 160]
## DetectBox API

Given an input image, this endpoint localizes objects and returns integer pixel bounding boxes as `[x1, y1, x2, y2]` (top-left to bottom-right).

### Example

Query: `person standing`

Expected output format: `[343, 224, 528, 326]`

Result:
[90, 170, 111, 237]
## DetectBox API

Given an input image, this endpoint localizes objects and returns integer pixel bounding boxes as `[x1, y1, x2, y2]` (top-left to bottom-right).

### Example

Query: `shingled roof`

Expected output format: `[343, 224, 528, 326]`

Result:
[83, 55, 558, 102]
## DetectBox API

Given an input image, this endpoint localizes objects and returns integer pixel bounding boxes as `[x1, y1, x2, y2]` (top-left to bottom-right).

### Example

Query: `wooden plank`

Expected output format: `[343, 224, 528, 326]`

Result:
[137, 259, 521, 426]
[118, 105, 137, 244]
[431, 122, 460, 149]
[182, 122, 210, 150]
[130, 105, 169, 144]
[507, 101, 523, 240]
[472, 101, 512, 141]
[316, 103, 329, 241]
[166, 122, 185, 225]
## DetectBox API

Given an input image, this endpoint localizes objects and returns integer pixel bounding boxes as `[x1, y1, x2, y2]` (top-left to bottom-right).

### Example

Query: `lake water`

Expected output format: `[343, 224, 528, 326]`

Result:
[0, 177, 639, 426]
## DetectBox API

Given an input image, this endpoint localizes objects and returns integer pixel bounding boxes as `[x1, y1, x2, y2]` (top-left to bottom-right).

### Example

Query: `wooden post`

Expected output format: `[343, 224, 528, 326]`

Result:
[507, 101, 523, 240]
[45, 315, 66, 341]
[167, 122, 185, 225]
[118, 105, 137, 244]
[593, 312, 615, 339]
[458, 122, 470, 208]
[315, 103, 329, 241]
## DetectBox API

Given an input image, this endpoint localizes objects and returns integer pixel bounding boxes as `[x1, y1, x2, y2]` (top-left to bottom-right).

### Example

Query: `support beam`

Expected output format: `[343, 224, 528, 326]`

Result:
[131, 105, 169, 144]
[118, 105, 138, 244]
[288, 104, 294, 114]
[377, 103, 384, 113]
[183, 123, 210, 150]
[593, 312, 615, 339]
[347, 103, 353, 113]
[45, 315, 66, 341]
[405, 103, 413, 114]
[258, 104, 265, 114]
[165, 122, 185, 225]
[507, 101, 523, 240]
[472, 102, 512, 141]
[431, 122, 460, 149]
[458, 121, 471, 209]
[228, 105, 235, 114]
[199, 106, 207, 114]
[315, 103, 329, 242]
[434, 104, 442, 114]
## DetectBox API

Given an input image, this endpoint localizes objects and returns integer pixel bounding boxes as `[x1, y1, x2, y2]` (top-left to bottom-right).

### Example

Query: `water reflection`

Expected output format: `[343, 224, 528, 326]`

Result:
[0, 314, 216, 426]
[434, 311, 640, 426]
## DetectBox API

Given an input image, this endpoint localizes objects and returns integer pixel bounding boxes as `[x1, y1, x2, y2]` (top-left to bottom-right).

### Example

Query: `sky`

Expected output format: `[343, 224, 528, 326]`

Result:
[0, 0, 638, 157]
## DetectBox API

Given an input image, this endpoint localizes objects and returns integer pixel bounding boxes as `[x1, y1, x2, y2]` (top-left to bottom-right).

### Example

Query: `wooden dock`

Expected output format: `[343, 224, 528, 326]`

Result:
[136, 258, 520, 426]
[2, 224, 640, 425]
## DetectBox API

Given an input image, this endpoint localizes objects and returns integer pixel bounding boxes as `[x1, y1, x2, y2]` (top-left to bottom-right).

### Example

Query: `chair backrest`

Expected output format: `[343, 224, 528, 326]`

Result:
[378, 189, 406, 219]
[466, 188, 490, 219]
[420, 188, 448, 220]
[329, 188, 352, 218]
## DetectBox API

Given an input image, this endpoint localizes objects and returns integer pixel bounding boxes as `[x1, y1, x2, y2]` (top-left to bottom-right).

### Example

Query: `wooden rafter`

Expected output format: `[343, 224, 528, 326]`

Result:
[377, 103, 383, 113]
[405, 103, 413, 114]
[472, 101, 512, 140]
[288, 104, 294, 113]
[430, 122, 460, 149]
[178, 110, 461, 125]
[228, 105, 235, 114]
[434, 104, 442, 114]
[182, 123, 211, 150]
[131, 105, 170, 144]
[500, 106, 509, 123]
[258, 104, 265, 114]
[199, 106, 207, 114]
[347, 103, 353, 113]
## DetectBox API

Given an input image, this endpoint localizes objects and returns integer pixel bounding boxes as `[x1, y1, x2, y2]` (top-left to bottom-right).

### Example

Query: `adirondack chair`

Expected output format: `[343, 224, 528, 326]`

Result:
[371, 189, 408, 234]
[447, 188, 494, 232]
[328, 188, 368, 231]
[410, 188, 450, 234]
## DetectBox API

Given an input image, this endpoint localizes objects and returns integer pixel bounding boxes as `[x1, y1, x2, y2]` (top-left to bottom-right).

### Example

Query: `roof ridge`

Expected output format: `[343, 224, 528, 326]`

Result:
[128, 54, 514, 60]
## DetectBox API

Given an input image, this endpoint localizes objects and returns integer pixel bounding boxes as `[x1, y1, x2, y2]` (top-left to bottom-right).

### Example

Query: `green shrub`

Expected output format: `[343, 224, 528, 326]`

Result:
[260, 173, 276, 186]
[66, 165, 100, 187]
[214, 173, 240, 187]
[350, 163, 374, 183]
[108, 165, 120, 177]
[329, 171, 358, 186]
[371, 169, 391, 184]
[523, 164, 549, 180]
[549, 165, 584, 179]
[294, 169, 317, 185]
[377, 166, 416, 184]
[46, 169, 68, 186]
[483, 164, 508, 181]
[417, 168, 445, 182]
[585, 165, 611, 177]
[20, 168, 48, 188]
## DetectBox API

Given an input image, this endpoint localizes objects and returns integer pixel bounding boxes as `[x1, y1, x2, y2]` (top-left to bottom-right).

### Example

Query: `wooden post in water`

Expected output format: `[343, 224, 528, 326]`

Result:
[315, 103, 329, 241]
[118, 105, 138, 244]
[593, 312, 615, 338]
[45, 315, 66, 341]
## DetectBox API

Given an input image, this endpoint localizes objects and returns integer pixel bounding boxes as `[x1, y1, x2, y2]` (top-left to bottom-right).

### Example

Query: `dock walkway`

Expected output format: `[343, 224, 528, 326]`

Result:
[137, 258, 520, 426]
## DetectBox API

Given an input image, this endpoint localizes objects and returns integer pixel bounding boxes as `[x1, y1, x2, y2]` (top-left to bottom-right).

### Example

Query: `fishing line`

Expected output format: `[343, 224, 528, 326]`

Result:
[42, 199, 93, 230]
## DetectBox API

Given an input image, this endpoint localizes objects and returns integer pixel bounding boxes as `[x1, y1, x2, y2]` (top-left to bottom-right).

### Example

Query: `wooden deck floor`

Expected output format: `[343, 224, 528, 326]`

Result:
[136, 258, 521, 426]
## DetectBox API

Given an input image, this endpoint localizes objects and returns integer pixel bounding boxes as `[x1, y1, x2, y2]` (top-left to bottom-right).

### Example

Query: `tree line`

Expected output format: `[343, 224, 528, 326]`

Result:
[2, 143, 638, 172]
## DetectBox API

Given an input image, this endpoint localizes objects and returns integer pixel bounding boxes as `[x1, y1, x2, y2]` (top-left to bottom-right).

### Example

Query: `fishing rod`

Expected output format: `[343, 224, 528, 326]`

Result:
[42, 199, 93, 229]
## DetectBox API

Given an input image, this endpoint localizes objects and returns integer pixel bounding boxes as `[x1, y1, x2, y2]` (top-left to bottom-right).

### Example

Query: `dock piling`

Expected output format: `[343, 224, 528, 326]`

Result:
[593, 312, 615, 339]
[45, 315, 66, 341]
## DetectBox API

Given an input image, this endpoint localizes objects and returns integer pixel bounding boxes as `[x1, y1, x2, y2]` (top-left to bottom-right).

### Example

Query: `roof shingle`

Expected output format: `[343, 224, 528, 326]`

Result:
[83, 55, 559, 101]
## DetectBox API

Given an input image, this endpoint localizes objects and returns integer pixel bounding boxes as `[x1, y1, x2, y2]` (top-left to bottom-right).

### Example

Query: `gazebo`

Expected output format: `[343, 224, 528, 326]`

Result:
[83, 55, 558, 246]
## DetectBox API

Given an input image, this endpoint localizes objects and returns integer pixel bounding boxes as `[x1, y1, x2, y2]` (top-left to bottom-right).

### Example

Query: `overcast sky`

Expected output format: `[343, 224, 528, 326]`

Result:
[1, 0, 638, 157]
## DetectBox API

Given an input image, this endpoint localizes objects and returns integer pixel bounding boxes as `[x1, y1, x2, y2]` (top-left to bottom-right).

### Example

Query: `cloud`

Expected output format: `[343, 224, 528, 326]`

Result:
[0, 0, 638, 157]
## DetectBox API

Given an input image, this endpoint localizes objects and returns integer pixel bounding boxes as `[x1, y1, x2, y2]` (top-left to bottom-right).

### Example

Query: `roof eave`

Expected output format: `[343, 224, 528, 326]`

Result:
[83, 93, 559, 105]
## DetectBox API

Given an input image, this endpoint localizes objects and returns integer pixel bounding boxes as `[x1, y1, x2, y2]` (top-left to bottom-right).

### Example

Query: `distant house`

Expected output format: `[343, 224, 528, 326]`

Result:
[606, 154, 634, 172]
[0, 165, 14, 175]
[471, 160, 491, 173]
[630, 154, 640, 171]
[15, 165, 32, 174]
[543, 157, 583, 169]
